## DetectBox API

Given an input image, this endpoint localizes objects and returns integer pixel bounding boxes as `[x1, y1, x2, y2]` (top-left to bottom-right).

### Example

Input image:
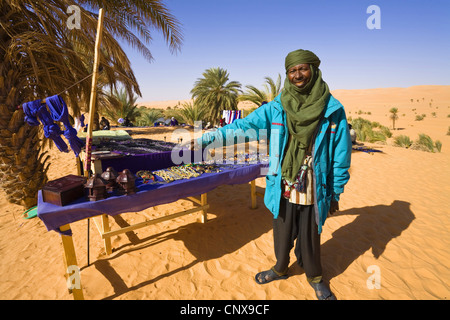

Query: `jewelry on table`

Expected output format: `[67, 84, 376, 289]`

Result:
[152, 163, 222, 183]
[136, 170, 156, 184]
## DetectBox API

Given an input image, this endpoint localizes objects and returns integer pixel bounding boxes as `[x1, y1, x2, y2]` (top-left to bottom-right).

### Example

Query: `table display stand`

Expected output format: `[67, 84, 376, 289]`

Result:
[56, 179, 262, 300]
[42, 139, 268, 300]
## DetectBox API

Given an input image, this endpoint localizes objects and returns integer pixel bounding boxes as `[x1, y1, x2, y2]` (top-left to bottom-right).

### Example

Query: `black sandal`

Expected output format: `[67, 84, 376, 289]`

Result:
[255, 267, 288, 284]
[309, 280, 337, 300]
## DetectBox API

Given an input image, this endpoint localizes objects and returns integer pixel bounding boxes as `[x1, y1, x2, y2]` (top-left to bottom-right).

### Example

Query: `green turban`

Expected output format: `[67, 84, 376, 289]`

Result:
[285, 49, 321, 73]
[280, 49, 330, 183]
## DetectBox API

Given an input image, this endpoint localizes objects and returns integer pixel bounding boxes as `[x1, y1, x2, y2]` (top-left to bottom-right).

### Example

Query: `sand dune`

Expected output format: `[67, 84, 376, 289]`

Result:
[0, 85, 449, 300]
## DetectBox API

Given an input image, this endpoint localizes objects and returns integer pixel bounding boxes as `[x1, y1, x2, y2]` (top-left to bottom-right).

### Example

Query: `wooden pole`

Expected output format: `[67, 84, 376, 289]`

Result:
[84, 8, 105, 178]
[60, 224, 84, 300]
[83, 8, 105, 267]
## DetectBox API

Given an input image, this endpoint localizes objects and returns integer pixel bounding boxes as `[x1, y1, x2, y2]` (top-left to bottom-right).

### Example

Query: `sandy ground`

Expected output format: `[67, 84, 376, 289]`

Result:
[0, 85, 449, 300]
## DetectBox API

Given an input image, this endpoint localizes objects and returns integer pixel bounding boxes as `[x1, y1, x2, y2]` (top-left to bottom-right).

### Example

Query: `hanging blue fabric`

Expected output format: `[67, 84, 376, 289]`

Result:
[22, 99, 69, 153]
[80, 114, 85, 127]
[45, 95, 84, 157]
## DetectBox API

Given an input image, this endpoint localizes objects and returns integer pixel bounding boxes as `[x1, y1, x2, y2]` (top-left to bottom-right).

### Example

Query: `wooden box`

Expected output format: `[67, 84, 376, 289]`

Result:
[42, 175, 86, 206]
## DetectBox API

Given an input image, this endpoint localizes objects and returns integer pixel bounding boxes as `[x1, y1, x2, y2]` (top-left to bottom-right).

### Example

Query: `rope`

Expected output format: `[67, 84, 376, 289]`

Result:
[55, 72, 94, 96]
[17, 71, 95, 109]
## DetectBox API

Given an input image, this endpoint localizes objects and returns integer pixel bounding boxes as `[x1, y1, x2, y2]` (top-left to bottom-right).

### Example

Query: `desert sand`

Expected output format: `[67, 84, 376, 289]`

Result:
[0, 85, 449, 300]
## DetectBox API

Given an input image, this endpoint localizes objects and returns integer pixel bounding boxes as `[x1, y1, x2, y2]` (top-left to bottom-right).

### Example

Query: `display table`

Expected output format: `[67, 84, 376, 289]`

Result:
[37, 162, 266, 300]
[80, 138, 187, 174]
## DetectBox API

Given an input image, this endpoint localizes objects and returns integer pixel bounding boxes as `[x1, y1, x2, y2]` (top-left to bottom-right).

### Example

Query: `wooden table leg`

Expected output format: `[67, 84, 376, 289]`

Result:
[59, 224, 84, 300]
[250, 180, 257, 209]
[101, 214, 112, 255]
[201, 193, 207, 223]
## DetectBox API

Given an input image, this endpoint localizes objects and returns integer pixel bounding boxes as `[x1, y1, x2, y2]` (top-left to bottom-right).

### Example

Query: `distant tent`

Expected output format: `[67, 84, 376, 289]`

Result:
[153, 117, 165, 126]
[222, 110, 242, 125]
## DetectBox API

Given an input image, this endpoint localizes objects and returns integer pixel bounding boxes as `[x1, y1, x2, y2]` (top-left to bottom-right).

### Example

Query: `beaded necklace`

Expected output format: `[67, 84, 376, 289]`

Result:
[152, 163, 222, 183]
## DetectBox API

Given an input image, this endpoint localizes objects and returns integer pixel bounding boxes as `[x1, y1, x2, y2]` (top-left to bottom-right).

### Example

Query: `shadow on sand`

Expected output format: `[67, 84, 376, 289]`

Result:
[92, 185, 272, 300]
[92, 195, 414, 299]
[290, 200, 415, 282]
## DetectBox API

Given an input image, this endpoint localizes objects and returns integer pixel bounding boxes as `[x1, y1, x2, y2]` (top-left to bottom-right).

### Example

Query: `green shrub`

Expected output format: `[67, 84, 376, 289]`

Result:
[380, 126, 392, 138]
[351, 117, 371, 131]
[415, 115, 424, 121]
[136, 109, 164, 126]
[410, 133, 441, 153]
[435, 140, 442, 152]
[367, 130, 387, 143]
[393, 135, 412, 148]
[350, 117, 389, 143]
[417, 134, 434, 152]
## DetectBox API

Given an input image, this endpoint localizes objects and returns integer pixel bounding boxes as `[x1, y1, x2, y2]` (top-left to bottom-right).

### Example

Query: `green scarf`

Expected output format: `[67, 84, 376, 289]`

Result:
[280, 49, 330, 183]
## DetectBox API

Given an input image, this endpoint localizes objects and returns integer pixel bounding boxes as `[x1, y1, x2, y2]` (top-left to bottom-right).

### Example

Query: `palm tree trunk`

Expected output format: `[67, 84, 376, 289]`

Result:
[93, 111, 100, 131]
[0, 71, 50, 209]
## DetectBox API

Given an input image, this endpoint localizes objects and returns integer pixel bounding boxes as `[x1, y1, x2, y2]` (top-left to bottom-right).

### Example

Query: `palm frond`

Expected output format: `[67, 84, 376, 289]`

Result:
[0, 0, 183, 207]
[239, 74, 282, 106]
[174, 101, 208, 125]
[190, 67, 242, 124]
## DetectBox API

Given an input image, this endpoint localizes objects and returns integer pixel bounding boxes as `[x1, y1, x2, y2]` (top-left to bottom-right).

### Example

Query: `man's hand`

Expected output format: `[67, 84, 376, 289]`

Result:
[329, 200, 339, 215]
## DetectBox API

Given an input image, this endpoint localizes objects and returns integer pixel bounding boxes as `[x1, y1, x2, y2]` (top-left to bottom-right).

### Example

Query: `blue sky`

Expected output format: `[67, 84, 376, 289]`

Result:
[120, 0, 450, 102]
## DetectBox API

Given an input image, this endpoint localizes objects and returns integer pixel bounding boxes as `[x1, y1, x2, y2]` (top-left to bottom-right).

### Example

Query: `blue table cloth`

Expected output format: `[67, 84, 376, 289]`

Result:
[37, 163, 266, 235]
[99, 150, 181, 174]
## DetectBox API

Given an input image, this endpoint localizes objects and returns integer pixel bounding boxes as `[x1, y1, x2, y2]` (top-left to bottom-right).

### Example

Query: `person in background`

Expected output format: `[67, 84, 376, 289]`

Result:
[74, 114, 85, 132]
[349, 124, 357, 144]
[171, 117, 179, 126]
[100, 116, 110, 130]
[124, 117, 132, 127]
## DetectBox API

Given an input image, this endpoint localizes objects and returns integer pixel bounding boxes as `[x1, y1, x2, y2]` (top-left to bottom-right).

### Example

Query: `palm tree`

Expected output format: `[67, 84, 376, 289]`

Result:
[190, 67, 242, 125]
[137, 109, 164, 127]
[0, 0, 183, 208]
[238, 74, 282, 106]
[103, 88, 141, 125]
[389, 107, 399, 130]
[175, 101, 208, 126]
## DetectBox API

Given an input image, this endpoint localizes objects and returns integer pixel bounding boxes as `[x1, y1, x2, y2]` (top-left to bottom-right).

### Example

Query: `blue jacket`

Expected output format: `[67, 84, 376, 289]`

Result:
[198, 94, 352, 233]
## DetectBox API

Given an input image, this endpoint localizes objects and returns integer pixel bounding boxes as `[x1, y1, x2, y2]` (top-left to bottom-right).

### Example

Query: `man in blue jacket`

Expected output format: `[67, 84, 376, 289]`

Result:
[195, 49, 351, 300]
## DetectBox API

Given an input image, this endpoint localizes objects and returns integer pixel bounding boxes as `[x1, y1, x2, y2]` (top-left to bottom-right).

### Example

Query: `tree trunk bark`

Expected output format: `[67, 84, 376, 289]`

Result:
[0, 72, 50, 209]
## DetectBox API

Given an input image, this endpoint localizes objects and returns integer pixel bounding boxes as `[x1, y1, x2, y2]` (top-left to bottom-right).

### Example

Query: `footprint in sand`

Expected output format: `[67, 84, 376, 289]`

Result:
[203, 260, 232, 279]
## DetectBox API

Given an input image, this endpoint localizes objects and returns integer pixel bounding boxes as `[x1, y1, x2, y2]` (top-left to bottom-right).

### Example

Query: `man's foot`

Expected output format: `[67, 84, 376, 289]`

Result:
[255, 267, 288, 284]
[309, 280, 337, 300]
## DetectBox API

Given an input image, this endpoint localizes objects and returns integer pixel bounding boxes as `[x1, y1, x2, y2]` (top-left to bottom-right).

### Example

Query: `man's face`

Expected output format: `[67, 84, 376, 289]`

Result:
[287, 64, 312, 89]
